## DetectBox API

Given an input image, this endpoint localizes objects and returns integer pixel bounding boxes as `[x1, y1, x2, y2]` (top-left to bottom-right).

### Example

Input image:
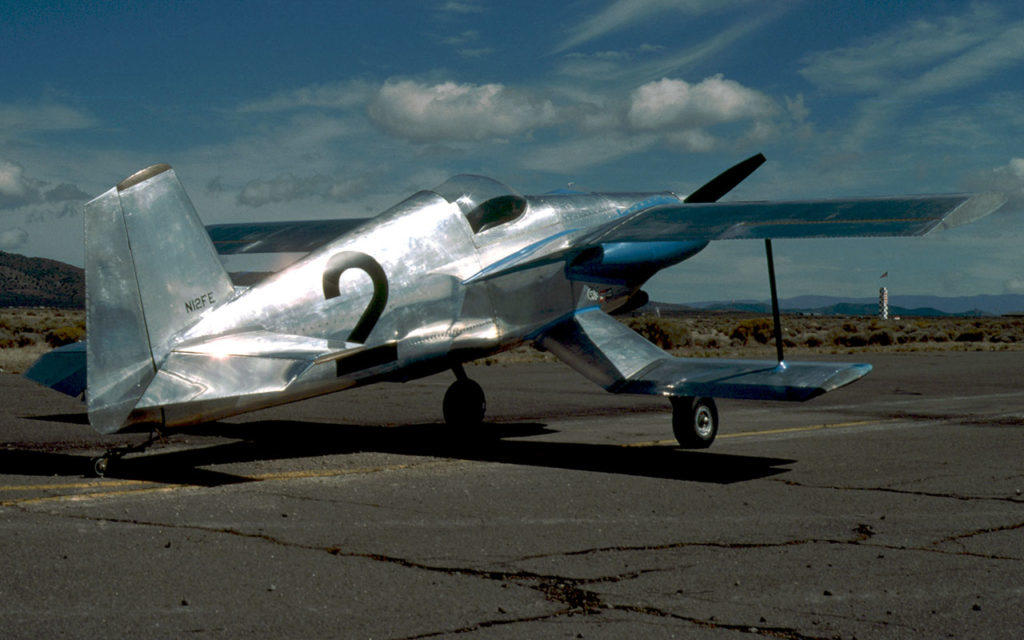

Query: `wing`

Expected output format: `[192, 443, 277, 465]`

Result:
[584, 192, 1005, 243]
[206, 219, 372, 254]
[537, 309, 870, 402]
[465, 192, 1006, 283]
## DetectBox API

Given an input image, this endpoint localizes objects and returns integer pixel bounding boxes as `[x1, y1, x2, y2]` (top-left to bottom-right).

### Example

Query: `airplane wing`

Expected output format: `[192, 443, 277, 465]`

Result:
[581, 192, 1005, 243]
[537, 308, 870, 402]
[465, 192, 1006, 283]
[205, 219, 372, 254]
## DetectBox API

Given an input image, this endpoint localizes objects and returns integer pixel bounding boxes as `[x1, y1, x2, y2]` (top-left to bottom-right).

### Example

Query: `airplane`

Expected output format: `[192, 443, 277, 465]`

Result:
[25, 154, 1005, 476]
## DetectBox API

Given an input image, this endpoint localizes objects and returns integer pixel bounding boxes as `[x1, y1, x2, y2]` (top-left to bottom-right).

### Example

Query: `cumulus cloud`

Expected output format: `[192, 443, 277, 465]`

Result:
[626, 75, 775, 131]
[368, 80, 557, 142]
[0, 228, 28, 250]
[963, 157, 1024, 213]
[238, 173, 368, 207]
[0, 160, 39, 208]
[0, 160, 90, 209]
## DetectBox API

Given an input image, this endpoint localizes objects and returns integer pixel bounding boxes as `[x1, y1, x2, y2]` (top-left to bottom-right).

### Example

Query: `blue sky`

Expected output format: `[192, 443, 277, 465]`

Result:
[1, 0, 1022, 302]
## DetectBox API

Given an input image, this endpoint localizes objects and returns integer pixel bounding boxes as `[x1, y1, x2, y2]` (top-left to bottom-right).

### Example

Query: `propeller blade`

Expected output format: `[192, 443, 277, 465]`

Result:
[684, 153, 766, 203]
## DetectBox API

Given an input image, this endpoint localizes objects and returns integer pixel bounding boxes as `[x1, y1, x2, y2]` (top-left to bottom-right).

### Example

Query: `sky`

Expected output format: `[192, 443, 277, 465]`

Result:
[1, 0, 1022, 303]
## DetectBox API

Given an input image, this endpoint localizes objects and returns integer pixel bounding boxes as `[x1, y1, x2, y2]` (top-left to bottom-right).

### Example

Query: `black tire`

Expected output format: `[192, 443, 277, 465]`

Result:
[671, 396, 718, 449]
[443, 379, 486, 428]
[90, 456, 110, 478]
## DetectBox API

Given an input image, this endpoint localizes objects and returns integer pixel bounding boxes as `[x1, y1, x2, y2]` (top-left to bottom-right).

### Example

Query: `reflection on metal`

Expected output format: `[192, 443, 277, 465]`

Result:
[24, 156, 1007, 437]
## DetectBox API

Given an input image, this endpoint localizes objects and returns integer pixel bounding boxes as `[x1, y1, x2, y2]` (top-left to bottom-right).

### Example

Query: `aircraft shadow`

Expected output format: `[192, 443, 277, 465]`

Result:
[2, 419, 795, 486]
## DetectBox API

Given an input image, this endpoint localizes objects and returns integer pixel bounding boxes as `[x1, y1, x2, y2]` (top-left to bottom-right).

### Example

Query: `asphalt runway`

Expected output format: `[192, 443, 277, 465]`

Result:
[1, 350, 1022, 639]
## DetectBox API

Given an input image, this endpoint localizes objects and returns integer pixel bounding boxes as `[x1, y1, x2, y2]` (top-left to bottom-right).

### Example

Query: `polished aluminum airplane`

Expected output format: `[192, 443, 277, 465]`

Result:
[27, 154, 1005, 474]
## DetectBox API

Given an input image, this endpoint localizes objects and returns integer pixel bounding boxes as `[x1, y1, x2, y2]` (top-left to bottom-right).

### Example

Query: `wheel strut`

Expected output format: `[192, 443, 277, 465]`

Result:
[89, 426, 165, 477]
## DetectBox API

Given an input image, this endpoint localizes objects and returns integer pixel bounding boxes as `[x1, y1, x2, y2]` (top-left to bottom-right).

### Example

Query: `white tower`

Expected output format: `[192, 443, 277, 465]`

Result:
[879, 286, 889, 320]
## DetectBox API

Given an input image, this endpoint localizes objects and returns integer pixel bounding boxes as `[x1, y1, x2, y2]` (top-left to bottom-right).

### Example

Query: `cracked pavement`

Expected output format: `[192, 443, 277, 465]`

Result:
[1, 350, 1022, 638]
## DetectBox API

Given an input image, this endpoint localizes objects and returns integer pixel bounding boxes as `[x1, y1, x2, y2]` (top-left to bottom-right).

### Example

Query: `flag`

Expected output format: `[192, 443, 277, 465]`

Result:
[880, 272, 888, 279]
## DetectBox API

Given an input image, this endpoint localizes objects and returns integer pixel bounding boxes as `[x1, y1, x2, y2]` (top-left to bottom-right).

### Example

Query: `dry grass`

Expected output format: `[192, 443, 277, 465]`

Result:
[0, 308, 84, 373]
[483, 312, 1024, 364]
[2, 307, 1021, 373]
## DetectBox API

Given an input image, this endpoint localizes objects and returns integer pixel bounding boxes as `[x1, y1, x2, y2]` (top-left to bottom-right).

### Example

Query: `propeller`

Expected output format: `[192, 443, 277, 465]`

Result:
[683, 153, 766, 203]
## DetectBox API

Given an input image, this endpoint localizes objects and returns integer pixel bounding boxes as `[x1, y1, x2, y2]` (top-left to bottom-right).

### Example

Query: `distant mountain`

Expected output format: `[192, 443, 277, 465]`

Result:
[0, 251, 84, 308]
[685, 294, 1024, 316]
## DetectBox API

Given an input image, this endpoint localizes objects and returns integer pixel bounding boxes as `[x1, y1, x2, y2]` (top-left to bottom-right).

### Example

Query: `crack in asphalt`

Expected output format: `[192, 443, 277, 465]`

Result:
[15, 504, 845, 639]
[507, 524, 1021, 565]
[930, 520, 1024, 548]
[771, 478, 1024, 504]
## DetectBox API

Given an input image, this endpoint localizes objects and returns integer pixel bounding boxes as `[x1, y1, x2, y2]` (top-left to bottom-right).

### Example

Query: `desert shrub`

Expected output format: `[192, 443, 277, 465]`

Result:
[867, 330, 894, 346]
[841, 321, 859, 333]
[44, 325, 86, 348]
[625, 317, 685, 349]
[0, 335, 35, 348]
[730, 318, 773, 345]
[831, 331, 868, 347]
[804, 334, 823, 347]
[955, 331, 985, 343]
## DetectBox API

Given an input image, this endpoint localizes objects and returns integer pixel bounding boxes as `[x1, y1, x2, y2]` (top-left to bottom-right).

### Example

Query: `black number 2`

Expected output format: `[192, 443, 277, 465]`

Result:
[322, 251, 389, 344]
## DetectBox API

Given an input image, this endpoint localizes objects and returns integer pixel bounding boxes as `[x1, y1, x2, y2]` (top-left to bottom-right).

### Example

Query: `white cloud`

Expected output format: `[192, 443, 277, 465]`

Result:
[0, 228, 28, 250]
[800, 7, 1006, 93]
[626, 75, 775, 131]
[556, 0, 753, 53]
[801, 6, 1024, 149]
[368, 80, 557, 142]
[238, 81, 374, 112]
[520, 133, 659, 173]
[962, 157, 1024, 214]
[0, 160, 35, 206]
[0, 159, 91, 209]
[436, 1, 484, 14]
[1005, 278, 1024, 294]
[0, 103, 95, 138]
[237, 173, 369, 207]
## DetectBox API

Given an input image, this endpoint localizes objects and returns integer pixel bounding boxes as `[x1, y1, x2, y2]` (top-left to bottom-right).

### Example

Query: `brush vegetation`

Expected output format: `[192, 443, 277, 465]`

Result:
[0, 308, 1020, 373]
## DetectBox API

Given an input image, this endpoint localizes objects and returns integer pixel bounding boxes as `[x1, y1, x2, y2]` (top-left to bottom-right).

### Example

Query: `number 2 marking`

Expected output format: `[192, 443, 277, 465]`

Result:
[322, 251, 389, 344]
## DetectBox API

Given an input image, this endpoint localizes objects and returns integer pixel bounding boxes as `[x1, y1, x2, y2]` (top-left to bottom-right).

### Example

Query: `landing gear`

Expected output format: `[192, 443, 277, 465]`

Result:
[671, 396, 718, 449]
[443, 364, 486, 429]
[88, 427, 165, 477]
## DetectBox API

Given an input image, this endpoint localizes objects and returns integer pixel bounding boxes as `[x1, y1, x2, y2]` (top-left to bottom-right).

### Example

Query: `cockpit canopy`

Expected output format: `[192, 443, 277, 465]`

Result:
[432, 174, 527, 234]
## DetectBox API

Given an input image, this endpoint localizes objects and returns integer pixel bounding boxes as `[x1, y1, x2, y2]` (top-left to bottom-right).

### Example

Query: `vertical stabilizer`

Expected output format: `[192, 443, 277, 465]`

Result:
[85, 164, 233, 433]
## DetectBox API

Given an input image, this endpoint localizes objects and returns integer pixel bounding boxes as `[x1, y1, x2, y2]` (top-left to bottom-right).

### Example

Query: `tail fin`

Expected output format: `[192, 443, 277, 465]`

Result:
[85, 164, 233, 433]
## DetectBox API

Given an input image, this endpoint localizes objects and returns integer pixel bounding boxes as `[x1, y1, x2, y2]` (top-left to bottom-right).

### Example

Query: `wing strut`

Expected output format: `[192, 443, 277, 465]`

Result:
[764, 238, 784, 365]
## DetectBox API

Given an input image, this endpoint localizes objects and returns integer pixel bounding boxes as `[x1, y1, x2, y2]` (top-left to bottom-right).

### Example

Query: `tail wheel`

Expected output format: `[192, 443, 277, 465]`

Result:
[671, 396, 718, 449]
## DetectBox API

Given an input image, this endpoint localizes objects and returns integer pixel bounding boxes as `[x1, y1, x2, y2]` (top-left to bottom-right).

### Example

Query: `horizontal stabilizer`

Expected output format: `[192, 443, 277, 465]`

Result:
[137, 331, 399, 414]
[538, 309, 870, 402]
[23, 341, 87, 398]
[206, 219, 371, 255]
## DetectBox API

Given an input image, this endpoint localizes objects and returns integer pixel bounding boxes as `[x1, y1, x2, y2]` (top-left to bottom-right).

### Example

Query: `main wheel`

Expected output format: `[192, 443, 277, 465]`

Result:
[443, 378, 486, 429]
[671, 396, 718, 449]
[90, 455, 112, 478]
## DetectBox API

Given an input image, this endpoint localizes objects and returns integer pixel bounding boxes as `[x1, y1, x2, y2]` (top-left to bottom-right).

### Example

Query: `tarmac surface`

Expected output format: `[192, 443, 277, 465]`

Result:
[1, 350, 1022, 639]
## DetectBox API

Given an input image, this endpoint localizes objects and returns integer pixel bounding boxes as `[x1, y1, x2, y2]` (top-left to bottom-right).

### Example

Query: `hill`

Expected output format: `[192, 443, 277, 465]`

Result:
[0, 251, 84, 308]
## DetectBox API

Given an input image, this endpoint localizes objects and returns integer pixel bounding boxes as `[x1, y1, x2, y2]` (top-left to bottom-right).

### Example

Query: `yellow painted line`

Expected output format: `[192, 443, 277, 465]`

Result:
[248, 462, 427, 482]
[718, 418, 891, 438]
[0, 461, 440, 507]
[0, 479, 152, 492]
[622, 419, 891, 448]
